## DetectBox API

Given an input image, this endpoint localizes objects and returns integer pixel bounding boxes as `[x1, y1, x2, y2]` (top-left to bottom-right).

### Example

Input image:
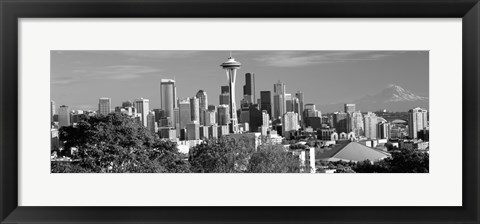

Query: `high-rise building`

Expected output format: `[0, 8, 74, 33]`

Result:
[243, 73, 255, 104]
[190, 96, 200, 124]
[377, 121, 391, 139]
[160, 79, 176, 121]
[217, 104, 230, 126]
[219, 85, 230, 106]
[303, 104, 320, 119]
[344, 104, 356, 114]
[262, 110, 270, 127]
[205, 110, 217, 126]
[282, 112, 299, 137]
[58, 105, 70, 127]
[285, 93, 293, 112]
[273, 81, 286, 120]
[134, 98, 149, 127]
[249, 105, 263, 132]
[333, 112, 348, 133]
[196, 90, 208, 110]
[220, 56, 241, 133]
[50, 100, 56, 123]
[295, 91, 304, 115]
[179, 99, 191, 129]
[98, 97, 111, 115]
[260, 91, 272, 117]
[350, 111, 364, 137]
[147, 111, 156, 134]
[364, 112, 378, 139]
[196, 90, 208, 125]
[187, 123, 200, 140]
[408, 107, 428, 139]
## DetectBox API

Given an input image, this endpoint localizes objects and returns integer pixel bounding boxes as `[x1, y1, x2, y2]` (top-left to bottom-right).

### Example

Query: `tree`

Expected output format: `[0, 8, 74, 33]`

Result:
[247, 144, 301, 173]
[52, 113, 189, 173]
[188, 137, 255, 173]
[353, 148, 429, 173]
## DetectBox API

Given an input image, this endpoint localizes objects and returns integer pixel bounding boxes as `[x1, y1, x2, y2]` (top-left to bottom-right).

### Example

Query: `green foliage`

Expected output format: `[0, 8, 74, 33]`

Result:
[353, 148, 429, 173]
[52, 113, 189, 173]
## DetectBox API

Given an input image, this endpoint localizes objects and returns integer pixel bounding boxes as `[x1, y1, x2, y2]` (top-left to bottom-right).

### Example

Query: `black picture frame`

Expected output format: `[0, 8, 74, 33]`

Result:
[1, 0, 479, 223]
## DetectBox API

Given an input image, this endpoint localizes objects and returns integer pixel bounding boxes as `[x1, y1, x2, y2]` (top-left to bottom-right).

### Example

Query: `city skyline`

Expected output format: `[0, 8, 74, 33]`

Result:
[51, 51, 429, 112]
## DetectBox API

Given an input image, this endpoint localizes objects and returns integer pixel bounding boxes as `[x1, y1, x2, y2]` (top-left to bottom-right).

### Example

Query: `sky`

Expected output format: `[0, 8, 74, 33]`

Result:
[51, 50, 429, 111]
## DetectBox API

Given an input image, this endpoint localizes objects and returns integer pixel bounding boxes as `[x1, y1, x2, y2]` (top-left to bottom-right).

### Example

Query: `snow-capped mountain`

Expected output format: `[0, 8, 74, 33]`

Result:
[320, 84, 429, 113]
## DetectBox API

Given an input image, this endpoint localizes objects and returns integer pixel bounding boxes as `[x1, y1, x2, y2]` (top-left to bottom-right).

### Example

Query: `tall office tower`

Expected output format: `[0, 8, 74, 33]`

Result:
[153, 109, 165, 123]
[363, 112, 378, 139]
[122, 100, 133, 108]
[285, 93, 293, 112]
[179, 99, 191, 129]
[260, 91, 272, 117]
[147, 111, 156, 134]
[262, 110, 270, 127]
[282, 112, 299, 136]
[205, 110, 217, 126]
[208, 104, 216, 112]
[189, 96, 200, 124]
[217, 104, 230, 125]
[58, 105, 70, 127]
[295, 91, 304, 114]
[350, 111, 364, 137]
[98, 97, 111, 115]
[173, 108, 180, 136]
[303, 104, 318, 118]
[134, 98, 150, 127]
[50, 100, 56, 123]
[243, 73, 255, 104]
[219, 85, 230, 105]
[220, 56, 241, 133]
[186, 123, 200, 140]
[344, 103, 356, 114]
[333, 112, 348, 133]
[160, 79, 176, 121]
[377, 121, 391, 139]
[249, 105, 262, 132]
[196, 90, 208, 125]
[196, 90, 208, 110]
[273, 81, 286, 120]
[408, 107, 428, 139]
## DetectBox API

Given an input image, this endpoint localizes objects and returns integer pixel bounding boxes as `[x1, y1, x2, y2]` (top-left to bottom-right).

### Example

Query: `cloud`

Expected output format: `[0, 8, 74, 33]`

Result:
[254, 51, 408, 67]
[51, 65, 162, 85]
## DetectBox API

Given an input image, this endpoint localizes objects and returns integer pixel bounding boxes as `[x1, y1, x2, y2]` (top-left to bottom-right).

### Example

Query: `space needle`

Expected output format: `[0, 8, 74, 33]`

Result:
[220, 53, 241, 134]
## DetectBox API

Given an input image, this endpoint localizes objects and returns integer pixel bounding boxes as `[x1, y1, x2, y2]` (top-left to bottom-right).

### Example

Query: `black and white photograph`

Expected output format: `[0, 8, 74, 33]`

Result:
[50, 50, 429, 173]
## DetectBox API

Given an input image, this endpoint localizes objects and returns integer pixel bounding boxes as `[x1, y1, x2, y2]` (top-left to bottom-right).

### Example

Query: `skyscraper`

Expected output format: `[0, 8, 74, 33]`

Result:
[219, 85, 230, 105]
[364, 112, 378, 139]
[50, 100, 56, 123]
[350, 111, 364, 137]
[408, 107, 428, 139]
[58, 105, 70, 127]
[344, 104, 356, 114]
[196, 90, 208, 125]
[98, 97, 111, 115]
[285, 93, 293, 112]
[220, 56, 241, 133]
[147, 111, 156, 134]
[273, 81, 286, 120]
[260, 91, 272, 117]
[179, 99, 191, 129]
[333, 112, 348, 133]
[190, 96, 200, 124]
[217, 104, 230, 126]
[134, 98, 149, 127]
[243, 73, 255, 104]
[262, 110, 270, 127]
[160, 79, 176, 121]
[282, 112, 299, 137]
[295, 91, 304, 115]
[377, 121, 391, 139]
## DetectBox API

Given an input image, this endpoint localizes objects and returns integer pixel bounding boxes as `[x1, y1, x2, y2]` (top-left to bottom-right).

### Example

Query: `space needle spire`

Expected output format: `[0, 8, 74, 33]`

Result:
[220, 53, 241, 134]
